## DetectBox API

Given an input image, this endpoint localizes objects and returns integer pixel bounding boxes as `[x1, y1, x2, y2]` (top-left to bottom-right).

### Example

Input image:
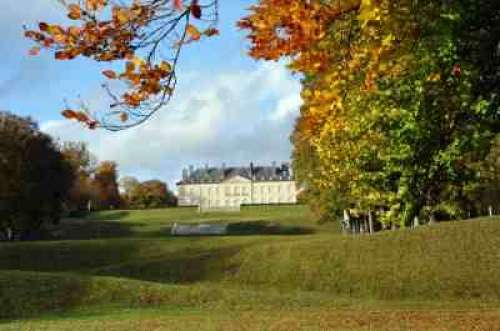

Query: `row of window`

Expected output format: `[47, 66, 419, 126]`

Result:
[201, 196, 293, 207]
[180, 184, 295, 196]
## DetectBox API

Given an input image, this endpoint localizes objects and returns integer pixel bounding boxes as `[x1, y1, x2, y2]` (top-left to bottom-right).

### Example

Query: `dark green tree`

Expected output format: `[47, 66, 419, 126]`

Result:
[0, 112, 73, 240]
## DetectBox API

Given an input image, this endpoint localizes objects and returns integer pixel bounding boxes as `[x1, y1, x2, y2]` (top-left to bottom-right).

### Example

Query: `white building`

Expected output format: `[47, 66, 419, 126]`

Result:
[176, 163, 298, 210]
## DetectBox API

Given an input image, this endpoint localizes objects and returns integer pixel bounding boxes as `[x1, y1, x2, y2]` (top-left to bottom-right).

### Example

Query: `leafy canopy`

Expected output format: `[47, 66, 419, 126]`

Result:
[26, 0, 219, 130]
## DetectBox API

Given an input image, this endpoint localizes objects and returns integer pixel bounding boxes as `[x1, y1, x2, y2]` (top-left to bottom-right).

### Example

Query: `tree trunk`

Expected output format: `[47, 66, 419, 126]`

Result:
[413, 216, 419, 228]
[489, 205, 493, 217]
[343, 209, 350, 234]
[429, 213, 436, 225]
[368, 210, 374, 234]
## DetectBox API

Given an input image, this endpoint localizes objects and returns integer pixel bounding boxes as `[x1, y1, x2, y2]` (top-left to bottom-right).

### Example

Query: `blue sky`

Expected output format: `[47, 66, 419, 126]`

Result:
[0, 0, 302, 189]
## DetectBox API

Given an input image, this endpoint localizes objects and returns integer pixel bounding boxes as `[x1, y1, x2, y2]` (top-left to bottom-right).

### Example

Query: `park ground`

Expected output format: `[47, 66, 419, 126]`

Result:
[1, 205, 500, 330]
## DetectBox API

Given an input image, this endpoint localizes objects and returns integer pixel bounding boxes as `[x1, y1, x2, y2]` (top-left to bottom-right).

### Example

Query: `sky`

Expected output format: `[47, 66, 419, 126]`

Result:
[0, 0, 303, 189]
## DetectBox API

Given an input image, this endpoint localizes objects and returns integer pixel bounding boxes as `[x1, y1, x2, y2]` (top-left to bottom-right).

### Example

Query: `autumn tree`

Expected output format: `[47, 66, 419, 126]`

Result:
[93, 161, 121, 209]
[61, 141, 98, 214]
[241, 0, 499, 225]
[464, 135, 500, 216]
[26, 0, 220, 130]
[119, 175, 140, 205]
[121, 178, 176, 209]
[0, 112, 73, 240]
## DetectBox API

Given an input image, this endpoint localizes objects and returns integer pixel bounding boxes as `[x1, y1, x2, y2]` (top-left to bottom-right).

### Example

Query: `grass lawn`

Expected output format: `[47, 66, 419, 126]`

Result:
[1, 205, 500, 330]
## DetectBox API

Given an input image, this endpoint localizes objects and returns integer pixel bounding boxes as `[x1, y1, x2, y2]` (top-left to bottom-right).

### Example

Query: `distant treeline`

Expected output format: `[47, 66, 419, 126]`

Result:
[0, 111, 176, 240]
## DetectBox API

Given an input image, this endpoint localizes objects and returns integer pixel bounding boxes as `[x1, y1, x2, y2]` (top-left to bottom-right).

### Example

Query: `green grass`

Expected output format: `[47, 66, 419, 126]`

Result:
[42, 205, 331, 240]
[1, 205, 500, 330]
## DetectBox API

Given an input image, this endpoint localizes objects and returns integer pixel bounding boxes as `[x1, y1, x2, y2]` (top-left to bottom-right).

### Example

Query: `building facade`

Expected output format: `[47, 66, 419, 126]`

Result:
[176, 163, 298, 210]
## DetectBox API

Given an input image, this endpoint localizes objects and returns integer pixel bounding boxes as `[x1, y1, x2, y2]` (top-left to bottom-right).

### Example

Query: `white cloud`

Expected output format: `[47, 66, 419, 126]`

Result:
[41, 62, 302, 188]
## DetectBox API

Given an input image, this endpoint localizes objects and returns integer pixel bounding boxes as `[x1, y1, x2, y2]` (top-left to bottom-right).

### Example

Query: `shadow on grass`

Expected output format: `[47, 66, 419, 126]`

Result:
[162, 220, 315, 238]
[226, 220, 314, 236]
[42, 218, 139, 240]
[0, 270, 174, 321]
[0, 238, 146, 273]
[93, 246, 241, 284]
[84, 211, 131, 221]
[0, 271, 110, 321]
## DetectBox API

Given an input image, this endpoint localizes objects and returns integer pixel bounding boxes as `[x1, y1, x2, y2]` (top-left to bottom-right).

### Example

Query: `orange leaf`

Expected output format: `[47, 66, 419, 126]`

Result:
[119, 112, 129, 122]
[186, 24, 201, 41]
[28, 47, 40, 56]
[61, 109, 78, 119]
[159, 61, 172, 72]
[173, 0, 183, 10]
[102, 70, 117, 79]
[75, 112, 89, 122]
[86, 0, 106, 11]
[68, 4, 82, 20]
[55, 51, 71, 60]
[204, 28, 219, 37]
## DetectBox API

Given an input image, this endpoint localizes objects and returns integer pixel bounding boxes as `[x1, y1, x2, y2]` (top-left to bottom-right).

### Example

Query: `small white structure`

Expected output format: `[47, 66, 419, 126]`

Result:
[171, 223, 228, 236]
[176, 162, 298, 211]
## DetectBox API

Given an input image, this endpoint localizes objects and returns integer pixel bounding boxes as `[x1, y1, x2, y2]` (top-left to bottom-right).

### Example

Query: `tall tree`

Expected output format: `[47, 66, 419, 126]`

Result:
[240, 0, 499, 225]
[0, 112, 73, 240]
[123, 178, 177, 209]
[61, 141, 98, 213]
[119, 175, 140, 204]
[93, 161, 121, 209]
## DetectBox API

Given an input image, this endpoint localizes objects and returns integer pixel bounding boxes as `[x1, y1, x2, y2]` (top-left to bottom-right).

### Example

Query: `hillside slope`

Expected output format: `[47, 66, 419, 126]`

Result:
[1, 207, 499, 329]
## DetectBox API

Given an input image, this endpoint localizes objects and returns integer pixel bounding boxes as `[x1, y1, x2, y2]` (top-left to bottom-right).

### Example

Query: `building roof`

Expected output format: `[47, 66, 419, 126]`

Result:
[177, 163, 293, 185]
